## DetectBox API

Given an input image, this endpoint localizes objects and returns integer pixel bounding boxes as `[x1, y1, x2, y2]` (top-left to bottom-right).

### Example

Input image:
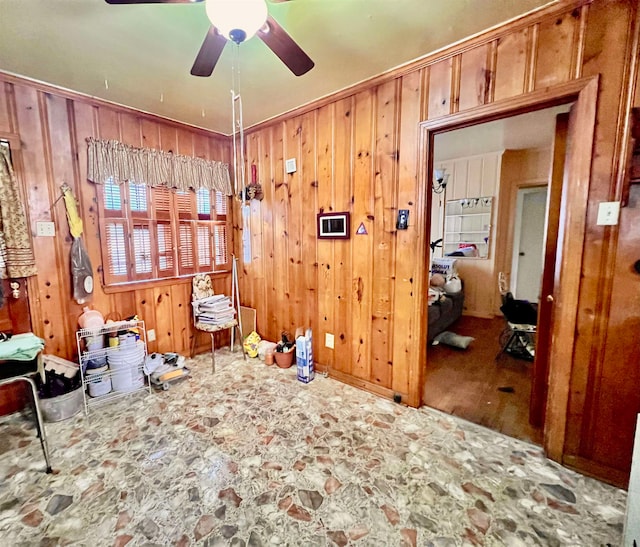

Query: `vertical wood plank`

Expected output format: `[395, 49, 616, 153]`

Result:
[371, 79, 399, 387]
[0, 82, 14, 134]
[300, 111, 317, 334]
[261, 127, 277, 341]
[285, 116, 302, 335]
[170, 282, 190, 353]
[534, 11, 580, 89]
[119, 111, 142, 147]
[159, 125, 178, 153]
[332, 97, 354, 375]
[315, 103, 335, 370]
[141, 118, 160, 150]
[72, 101, 112, 319]
[350, 90, 374, 380]
[428, 58, 453, 119]
[494, 28, 529, 101]
[13, 85, 66, 353]
[44, 93, 80, 357]
[154, 285, 174, 354]
[459, 45, 489, 111]
[244, 132, 265, 333]
[271, 121, 289, 338]
[136, 288, 158, 354]
[392, 71, 422, 401]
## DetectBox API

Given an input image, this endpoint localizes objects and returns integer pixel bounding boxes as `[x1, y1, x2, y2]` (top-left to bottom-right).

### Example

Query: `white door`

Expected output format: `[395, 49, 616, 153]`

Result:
[512, 187, 547, 302]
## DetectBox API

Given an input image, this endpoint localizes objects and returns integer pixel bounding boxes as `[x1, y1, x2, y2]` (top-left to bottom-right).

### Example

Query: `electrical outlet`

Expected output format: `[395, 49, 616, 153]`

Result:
[325, 333, 334, 349]
[596, 201, 620, 225]
[36, 221, 55, 237]
[147, 329, 156, 342]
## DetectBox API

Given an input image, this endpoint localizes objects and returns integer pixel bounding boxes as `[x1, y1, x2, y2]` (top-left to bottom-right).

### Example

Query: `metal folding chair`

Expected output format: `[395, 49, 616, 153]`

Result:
[496, 272, 537, 361]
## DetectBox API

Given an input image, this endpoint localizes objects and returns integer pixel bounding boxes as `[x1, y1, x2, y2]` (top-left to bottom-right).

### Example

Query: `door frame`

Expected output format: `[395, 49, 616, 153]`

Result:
[416, 76, 598, 463]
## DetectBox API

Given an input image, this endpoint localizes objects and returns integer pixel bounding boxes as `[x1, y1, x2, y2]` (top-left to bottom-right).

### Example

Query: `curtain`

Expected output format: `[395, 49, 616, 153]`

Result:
[86, 137, 232, 195]
[0, 147, 37, 279]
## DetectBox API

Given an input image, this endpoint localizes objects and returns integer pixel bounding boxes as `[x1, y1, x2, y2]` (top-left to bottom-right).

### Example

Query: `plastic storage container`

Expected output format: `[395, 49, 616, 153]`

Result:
[39, 386, 84, 422]
[78, 307, 105, 330]
[86, 365, 112, 397]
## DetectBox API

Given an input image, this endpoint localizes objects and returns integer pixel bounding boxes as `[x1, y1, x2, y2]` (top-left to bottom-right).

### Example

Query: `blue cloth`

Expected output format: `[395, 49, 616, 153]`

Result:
[0, 333, 45, 361]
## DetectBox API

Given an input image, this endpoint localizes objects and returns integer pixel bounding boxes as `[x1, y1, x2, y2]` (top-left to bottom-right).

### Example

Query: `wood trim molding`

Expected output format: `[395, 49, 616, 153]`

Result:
[326, 368, 400, 403]
[101, 271, 231, 295]
[563, 454, 629, 488]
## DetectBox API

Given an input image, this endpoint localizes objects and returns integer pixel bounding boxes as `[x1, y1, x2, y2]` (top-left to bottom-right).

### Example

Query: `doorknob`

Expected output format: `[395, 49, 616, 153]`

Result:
[546, 294, 554, 302]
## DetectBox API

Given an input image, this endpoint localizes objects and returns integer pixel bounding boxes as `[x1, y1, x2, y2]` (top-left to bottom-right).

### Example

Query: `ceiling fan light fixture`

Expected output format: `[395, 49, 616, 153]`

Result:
[205, 0, 268, 43]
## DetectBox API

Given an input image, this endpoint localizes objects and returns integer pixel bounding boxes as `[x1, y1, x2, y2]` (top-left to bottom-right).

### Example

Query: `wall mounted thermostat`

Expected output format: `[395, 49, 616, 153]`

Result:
[285, 158, 297, 174]
[396, 209, 409, 230]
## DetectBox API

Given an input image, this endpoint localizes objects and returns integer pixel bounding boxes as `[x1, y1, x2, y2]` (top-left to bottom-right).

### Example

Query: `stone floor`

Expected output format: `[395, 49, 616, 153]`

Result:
[0, 350, 628, 546]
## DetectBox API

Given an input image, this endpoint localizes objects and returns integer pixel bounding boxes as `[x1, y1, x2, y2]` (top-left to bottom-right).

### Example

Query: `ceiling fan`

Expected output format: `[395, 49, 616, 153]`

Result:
[105, 0, 314, 77]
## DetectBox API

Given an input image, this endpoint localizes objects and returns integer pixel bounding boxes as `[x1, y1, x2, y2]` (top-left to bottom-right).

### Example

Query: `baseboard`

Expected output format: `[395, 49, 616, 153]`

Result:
[562, 454, 629, 489]
[323, 367, 413, 407]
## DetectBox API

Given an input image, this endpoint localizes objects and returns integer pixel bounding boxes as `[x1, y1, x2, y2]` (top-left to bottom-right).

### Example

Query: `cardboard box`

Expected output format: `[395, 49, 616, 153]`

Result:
[296, 328, 314, 383]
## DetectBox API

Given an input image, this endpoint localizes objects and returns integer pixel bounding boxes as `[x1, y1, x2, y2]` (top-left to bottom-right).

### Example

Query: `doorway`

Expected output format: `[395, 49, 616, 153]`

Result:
[416, 77, 598, 454]
[512, 187, 547, 302]
[423, 107, 566, 445]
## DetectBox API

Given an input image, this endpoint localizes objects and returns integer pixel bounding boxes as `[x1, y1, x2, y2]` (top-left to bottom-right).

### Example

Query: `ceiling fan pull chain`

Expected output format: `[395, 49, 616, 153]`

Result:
[230, 43, 247, 201]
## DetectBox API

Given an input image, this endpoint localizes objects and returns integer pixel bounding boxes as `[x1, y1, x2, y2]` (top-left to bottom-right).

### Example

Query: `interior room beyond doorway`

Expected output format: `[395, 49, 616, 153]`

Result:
[423, 104, 571, 445]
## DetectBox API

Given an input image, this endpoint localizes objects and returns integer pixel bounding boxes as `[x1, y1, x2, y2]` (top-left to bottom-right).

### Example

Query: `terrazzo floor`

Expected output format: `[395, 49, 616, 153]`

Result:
[0, 349, 628, 546]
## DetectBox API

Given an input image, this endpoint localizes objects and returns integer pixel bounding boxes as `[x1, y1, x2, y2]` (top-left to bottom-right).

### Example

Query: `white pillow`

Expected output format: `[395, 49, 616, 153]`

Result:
[432, 331, 474, 349]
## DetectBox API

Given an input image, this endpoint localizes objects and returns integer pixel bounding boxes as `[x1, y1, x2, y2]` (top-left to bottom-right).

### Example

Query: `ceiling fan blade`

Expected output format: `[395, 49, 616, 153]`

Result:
[105, 0, 203, 4]
[257, 15, 314, 77]
[191, 26, 227, 77]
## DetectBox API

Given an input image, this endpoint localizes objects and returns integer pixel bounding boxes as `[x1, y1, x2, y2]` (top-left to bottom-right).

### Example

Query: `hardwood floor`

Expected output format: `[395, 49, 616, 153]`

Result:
[423, 315, 543, 445]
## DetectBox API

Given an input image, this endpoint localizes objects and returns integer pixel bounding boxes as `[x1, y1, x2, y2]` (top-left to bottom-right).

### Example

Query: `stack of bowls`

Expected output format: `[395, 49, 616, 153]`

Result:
[85, 334, 107, 370]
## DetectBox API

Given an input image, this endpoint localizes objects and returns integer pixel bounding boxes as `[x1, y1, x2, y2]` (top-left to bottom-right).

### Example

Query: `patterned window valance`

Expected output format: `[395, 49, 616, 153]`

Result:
[86, 137, 232, 195]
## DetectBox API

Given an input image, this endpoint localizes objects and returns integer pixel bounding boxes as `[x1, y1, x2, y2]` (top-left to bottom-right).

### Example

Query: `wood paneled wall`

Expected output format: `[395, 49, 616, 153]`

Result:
[236, 0, 640, 485]
[0, 76, 232, 360]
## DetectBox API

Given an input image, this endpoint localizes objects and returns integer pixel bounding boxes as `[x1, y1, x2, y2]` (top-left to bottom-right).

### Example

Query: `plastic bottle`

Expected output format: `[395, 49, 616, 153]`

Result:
[78, 306, 105, 330]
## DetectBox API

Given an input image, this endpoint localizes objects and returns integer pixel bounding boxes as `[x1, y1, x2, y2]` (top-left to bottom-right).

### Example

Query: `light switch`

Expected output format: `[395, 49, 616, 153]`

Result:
[596, 201, 620, 226]
[285, 158, 297, 174]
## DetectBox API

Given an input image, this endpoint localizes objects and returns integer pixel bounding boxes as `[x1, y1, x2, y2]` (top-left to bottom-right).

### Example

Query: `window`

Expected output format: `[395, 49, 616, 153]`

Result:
[97, 179, 230, 286]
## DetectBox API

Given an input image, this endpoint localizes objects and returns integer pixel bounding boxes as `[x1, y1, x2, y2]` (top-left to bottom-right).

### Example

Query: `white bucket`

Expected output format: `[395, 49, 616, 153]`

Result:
[108, 342, 145, 392]
[86, 365, 112, 397]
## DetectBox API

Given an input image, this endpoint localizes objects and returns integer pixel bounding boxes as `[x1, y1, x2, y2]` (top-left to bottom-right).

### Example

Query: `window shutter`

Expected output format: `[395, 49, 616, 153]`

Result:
[132, 223, 153, 278]
[176, 191, 194, 219]
[153, 187, 172, 220]
[129, 182, 148, 218]
[101, 179, 123, 218]
[214, 223, 229, 269]
[156, 221, 175, 277]
[178, 221, 195, 274]
[196, 223, 212, 270]
[104, 220, 129, 282]
[97, 180, 231, 285]
[197, 188, 211, 220]
[214, 191, 228, 218]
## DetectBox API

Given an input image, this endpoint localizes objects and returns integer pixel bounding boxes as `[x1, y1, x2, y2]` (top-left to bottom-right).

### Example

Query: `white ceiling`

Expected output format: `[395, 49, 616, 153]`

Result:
[0, 0, 555, 135]
[434, 105, 572, 160]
